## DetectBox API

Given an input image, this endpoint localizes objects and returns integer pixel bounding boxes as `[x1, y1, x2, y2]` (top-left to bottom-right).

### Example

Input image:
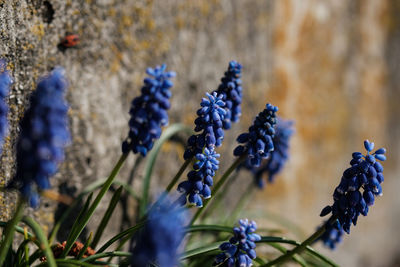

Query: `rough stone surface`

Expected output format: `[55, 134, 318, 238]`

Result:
[0, 0, 399, 266]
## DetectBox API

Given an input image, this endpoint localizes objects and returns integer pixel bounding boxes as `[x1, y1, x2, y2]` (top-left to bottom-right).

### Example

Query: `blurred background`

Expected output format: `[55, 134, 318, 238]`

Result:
[1, 0, 399, 266]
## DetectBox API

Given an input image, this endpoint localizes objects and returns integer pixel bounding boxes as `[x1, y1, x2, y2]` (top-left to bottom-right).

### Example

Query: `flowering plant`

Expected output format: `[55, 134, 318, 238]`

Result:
[0, 61, 386, 267]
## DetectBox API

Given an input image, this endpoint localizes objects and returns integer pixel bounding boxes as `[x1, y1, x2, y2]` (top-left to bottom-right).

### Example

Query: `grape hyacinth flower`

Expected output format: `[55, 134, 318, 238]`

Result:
[0, 60, 11, 154]
[320, 140, 386, 234]
[214, 219, 261, 267]
[179, 92, 225, 207]
[183, 92, 226, 160]
[317, 221, 344, 250]
[213, 60, 243, 130]
[122, 64, 175, 156]
[242, 118, 294, 188]
[178, 147, 220, 207]
[234, 103, 278, 168]
[130, 195, 188, 267]
[11, 68, 70, 207]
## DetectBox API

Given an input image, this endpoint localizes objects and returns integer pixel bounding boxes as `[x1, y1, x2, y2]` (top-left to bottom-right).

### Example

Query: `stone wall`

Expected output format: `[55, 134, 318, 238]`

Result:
[1, 1, 399, 266]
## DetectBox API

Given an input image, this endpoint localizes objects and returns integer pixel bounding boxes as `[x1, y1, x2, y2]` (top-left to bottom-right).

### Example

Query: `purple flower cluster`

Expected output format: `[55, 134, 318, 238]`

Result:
[317, 220, 344, 250]
[242, 118, 294, 188]
[178, 147, 220, 207]
[12, 68, 70, 207]
[183, 92, 226, 160]
[213, 60, 243, 130]
[320, 140, 386, 234]
[214, 219, 261, 267]
[122, 64, 175, 156]
[234, 104, 278, 167]
[130, 196, 188, 267]
[179, 93, 225, 207]
[0, 60, 11, 154]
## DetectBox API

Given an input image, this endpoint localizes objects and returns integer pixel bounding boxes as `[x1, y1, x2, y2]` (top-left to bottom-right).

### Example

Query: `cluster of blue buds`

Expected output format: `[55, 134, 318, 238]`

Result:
[0, 60, 11, 154]
[242, 118, 294, 188]
[183, 92, 226, 160]
[122, 64, 175, 156]
[11, 68, 70, 207]
[317, 221, 344, 250]
[178, 147, 220, 207]
[320, 140, 386, 234]
[214, 219, 261, 267]
[234, 103, 278, 167]
[130, 195, 188, 267]
[213, 60, 243, 130]
[179, 92, 225, 207]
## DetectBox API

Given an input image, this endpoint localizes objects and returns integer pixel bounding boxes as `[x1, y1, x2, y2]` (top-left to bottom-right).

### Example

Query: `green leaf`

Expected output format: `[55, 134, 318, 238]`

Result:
[48, 178, 138, 244]
[96, 220, 146, 253]
[257, 237, 338, 267]
[34, 259, 98, 267]
[180, 242, 221, 260]
[76, 232, 93, 260]
[0, 199, 25, 267]
[81, 251, 131, 262]
[22, 216, 56, 267]
[61, 153, 129, 258]
[268, 243, 308, 267]
[185, 224, 233, 234]
[139, 123, 193, 217]
[91, 186, 123, 248]
[66, 192, 93, 245]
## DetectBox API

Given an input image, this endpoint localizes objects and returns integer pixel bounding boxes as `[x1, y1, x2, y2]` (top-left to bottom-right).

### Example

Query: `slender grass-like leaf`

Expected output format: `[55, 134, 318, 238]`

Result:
[15, 239, 30, 267]
[65, 192, 93, 246]
[0, 199, 25, 267]
[91, 186, 123, 248]
[268, 243, 308, 267]
[22, 217, 56, 267]
[139, 123, 193, 217]
[76, 232, 93, 260]
[34, 259, 98, 267]
[254, 257, 267, 265]
[48, 178, 137, 244]
[185, 224, 233, 234]
[61, 153, 129, 258]
[180, 242, 221, 260]
[96, 220, 145, 253]
[81, 251, 131, 262]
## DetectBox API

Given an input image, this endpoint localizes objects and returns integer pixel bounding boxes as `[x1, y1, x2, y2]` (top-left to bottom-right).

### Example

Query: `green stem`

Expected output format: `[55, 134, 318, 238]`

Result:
[166, 157, 192, 192]
[22, 216, 57, 267]
[0, 199, 25, 267]
[260, 215, 337, 267]
[190, 155, 246, 225]
[204, 171, 239, 219]
[61, 153, 129, 257]
[227, 182, 255, 223]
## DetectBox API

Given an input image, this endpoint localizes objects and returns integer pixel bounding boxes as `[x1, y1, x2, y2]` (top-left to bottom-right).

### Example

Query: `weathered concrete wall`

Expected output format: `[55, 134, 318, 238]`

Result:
[0, 0, 399, 266]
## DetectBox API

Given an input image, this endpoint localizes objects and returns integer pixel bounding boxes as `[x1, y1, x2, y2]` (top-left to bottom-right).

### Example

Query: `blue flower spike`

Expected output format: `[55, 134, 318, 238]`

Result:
[320, 140, 386, 234]
[214, 219, 261, 267]
[130, 195, 188, 267]
[0, 60, 11, 154]
[11, 68, 70, 207]
[241, 117, 294, 188]
[178, 92, 226, 207]
[122, 64, 175, 156]
[213, 60, 243, 129]
[234, 103, 278, 168]
[184, 92, 226, 160]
